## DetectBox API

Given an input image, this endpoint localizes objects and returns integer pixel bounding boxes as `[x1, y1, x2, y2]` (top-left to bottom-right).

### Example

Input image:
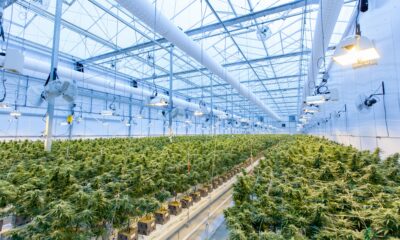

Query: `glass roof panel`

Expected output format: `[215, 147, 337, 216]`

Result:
[1, 0, 357, 120]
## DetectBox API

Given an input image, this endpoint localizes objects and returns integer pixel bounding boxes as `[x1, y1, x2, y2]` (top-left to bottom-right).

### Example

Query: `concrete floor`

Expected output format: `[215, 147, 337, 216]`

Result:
[210, 221, 229, 240]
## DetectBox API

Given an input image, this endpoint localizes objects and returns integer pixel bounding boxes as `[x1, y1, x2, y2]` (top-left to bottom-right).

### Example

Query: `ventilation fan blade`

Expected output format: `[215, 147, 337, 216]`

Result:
[27, 85, 45, 107]
[355, 94, 372, 114]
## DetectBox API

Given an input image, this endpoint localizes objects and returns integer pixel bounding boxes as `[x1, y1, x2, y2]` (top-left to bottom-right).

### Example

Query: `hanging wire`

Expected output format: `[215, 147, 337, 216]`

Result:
[355, 0, 362, 35]
[317, 0, 327, 75]
[0, 3, 15, 103]
[151, 0, 158, 97]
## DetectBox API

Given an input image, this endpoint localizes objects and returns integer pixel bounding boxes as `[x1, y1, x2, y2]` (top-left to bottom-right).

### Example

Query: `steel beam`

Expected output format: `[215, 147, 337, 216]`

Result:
[140, 51, 309, 81]
[17, 0, 115, 50]
[44, 0, 63, 152]
[192, 87, 300, 99]
[168, 46, 174, 136]
[176, 74, 305, 92]
[80, 0, 318, 64]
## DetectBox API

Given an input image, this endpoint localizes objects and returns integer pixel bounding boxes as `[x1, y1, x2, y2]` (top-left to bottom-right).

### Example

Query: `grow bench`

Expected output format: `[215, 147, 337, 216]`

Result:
[148, 156, 264, 239]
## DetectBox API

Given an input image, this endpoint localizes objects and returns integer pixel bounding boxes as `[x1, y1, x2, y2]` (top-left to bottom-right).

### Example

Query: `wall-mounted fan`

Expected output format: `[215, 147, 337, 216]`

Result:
[256, 26, 272, 41]
[355, 82, 385, 114]
[27, 79, 77, 107]
[355, 94, 377, 113]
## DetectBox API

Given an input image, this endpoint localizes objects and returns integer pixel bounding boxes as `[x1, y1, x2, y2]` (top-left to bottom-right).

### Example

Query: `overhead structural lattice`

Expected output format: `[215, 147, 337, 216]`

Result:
[116, 0, 283, 121]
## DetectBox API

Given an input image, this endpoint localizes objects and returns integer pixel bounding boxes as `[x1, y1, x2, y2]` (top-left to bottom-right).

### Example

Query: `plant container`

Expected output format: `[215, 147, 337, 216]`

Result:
[180, 196, 193, 208]
[212, 178, 221, 189]
[155, 208, 170, 225]
[137, 216, 156, 236]
[168, 201, 182, 216]
[191, 191, 201, 202]
[117, 227, 138, 240]
[205, 184, 213, 192]
[199, 187, 208, 197]
[13, 215, 29, 227]
[222, 175, 229, 182]
[218, 176, 224, 184]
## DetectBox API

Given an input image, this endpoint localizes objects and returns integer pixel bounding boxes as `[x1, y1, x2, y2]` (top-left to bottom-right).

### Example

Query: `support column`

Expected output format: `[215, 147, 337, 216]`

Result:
[168, 45, 174, 137]
[44, 0, 63, 151]
[210, 75, 214, 135]
[147, 108, 151, 137]
[128, 81, 133, 137]
[68, 105, 74, 139]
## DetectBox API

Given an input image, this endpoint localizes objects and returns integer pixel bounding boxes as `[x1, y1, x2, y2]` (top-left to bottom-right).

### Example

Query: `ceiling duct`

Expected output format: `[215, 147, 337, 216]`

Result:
[303, 0, 343, 99]
[116, 0, 282, 121]
[0, 54, 238, 120]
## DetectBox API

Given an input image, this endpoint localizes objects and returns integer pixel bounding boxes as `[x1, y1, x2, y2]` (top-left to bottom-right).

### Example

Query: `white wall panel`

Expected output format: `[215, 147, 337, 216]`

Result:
[307, 0, 400, 158]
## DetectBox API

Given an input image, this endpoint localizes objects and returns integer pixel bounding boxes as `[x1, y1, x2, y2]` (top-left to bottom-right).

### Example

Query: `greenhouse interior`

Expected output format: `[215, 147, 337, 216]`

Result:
[0, 0, 399, 239]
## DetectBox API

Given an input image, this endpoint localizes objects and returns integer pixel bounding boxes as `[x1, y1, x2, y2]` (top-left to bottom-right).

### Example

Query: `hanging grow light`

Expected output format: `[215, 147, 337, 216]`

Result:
[10, 110, 21, 118]
[0, 103, 10, 109]
[60, 121, 69, 126]
[303, 105, 320, 114]
[194, 110, 204, 117]
[299, 118, 308, 124]
[147, 97, 168, 107]
[333, 35, 379, 67]
[101, 110, 114, 116]
[306, 95, 328, 105]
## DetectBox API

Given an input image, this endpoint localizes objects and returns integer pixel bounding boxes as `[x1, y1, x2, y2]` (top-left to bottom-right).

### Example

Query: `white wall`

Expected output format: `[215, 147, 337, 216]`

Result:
[306, 0, 400, 158]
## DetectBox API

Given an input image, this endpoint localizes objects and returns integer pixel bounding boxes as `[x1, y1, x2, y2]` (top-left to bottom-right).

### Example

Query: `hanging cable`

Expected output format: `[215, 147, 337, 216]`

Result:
[0, 3, 16, 103]
[0, 76, 5, 102]
[151, 0, 158, 97]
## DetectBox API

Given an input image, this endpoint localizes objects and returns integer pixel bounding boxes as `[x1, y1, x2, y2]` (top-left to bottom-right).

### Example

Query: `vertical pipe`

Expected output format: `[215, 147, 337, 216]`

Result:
[68, 105, 74, 139]
[128, 98, 132, 137]
[44, 0, 63, 151]
[194, 117, 197, 135]
[168, 46, 174, 136]
[210, 76, 214, 135]
[147, 108, 151, 137]
[128, 80, 135, 137]
[163, 119, 166, 136]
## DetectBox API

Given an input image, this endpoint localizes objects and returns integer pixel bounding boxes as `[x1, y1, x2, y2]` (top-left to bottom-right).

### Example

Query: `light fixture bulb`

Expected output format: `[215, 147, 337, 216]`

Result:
[306, 95, 327, 105]
[303, 106, 320, 114]
[194, 110, 204, 117]
[101, 110, 114, 116]
[0, 103, 10, 109]
[333, 35, 379, 66]
[10, 110, 21, 118]
[147, 97, 168, 107]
